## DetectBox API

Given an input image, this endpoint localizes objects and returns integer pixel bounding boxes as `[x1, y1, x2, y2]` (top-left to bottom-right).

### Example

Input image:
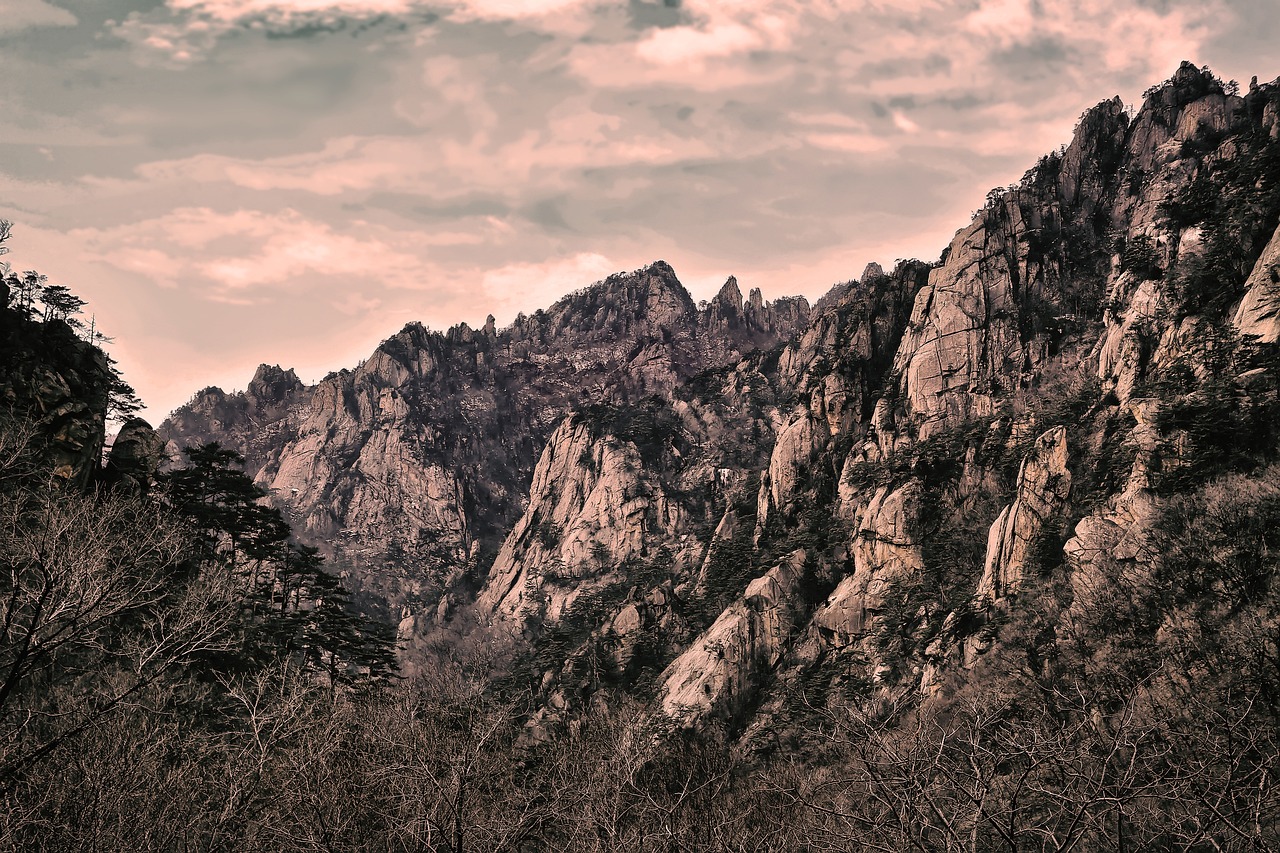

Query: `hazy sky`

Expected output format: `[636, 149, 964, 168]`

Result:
[2, 0, 1278, 423]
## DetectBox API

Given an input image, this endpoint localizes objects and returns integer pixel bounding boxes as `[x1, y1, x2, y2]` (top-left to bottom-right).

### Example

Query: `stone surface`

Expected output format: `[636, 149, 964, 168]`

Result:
[0, 311, 110, 487]
[660, 550, 807, 724]
[162, 261, 809, 638]
[105, 418, 164, 491]
[974, 426, 1072, 605]
[810, 481, 923, 655]
[1234, 222, 1280, 342]
[150, 65, 1280, 736]
[476, 416, 683, 625]
[756, 411, 828, 531]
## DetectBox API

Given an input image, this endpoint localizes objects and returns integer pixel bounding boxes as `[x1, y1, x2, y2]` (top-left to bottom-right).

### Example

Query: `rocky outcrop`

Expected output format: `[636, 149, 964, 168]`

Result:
[1057, 97, 1129, 216]
[808, 482, 923, 671]
[0, 311, 110, 487]
[958, 426, 1072, 667]
[156, 65, 1280, 741]
[704, 275, 812, 364]
[162, 261, 809, 638]
[660, 549, 807, 724]
[1234, 223, 1280, 342]
[105, 418, 164, 492]
[1097, 275, 1166, 402]
[892, 218, 1017, 435]
[974, 426, 1071, 605]
[476, 415, 684, 625]
[756, 411, 828, 531]
[1062, 486, 1158, 633]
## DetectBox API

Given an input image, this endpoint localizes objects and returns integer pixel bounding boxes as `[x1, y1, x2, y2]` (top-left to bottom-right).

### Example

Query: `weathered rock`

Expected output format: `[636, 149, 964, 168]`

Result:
[105, 418, 164, 491]
[810, 481, 923, 655]
[1062, 488, 1158, 630]
[892, 217, 1020, 436]
[974, 426, 1071, 606]
[1096, 274, 1166, 401]
[149, 65, 1280, 738]
[1233, 222, 1280, 342]
[660, 550, 807, 723]
[162, 261, 809, 644]
[0, 313, 110, 487]
[1058, 96, 1129, 216]
[757, 411, 829, 531]
[476, 416, 683, 625]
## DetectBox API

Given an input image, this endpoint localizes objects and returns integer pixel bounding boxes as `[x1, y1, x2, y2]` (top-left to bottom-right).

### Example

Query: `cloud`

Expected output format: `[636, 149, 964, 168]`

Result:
[60, 205, 620, 324]
[69, 208, 438, 299]
[167, 0, 421, 22]
[111, 0, 605, 63]
[443, 0, 603, 25]
[634, 20, 764, 64]
[128, 111, 721, 199]
[892, 111, 919, 133]
[479, 251, 616, 313]
[111, 0, 428, 63]
[0, 0, 76, 36]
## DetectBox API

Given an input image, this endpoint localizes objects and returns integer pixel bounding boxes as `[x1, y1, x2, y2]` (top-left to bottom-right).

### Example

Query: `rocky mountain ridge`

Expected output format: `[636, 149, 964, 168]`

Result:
[162, 62, 1280, 740]
[161, 262, 810, 624]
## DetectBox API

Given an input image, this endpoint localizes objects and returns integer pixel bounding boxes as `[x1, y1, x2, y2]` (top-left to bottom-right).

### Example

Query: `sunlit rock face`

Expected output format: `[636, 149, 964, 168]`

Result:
[475, 416, 684, 626]
[660, 550, 808, 724]
[1234, 223, 1280, 343]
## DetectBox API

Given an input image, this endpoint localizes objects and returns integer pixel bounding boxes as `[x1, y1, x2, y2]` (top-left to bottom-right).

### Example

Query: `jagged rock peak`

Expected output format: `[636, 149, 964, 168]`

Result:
[607, 260, 694, 303]
[190, 385, 227, 404]
[446, 321, 475, 344]
[552, 259, 697, 321]
[860, 262, 885, 282]
[747, 287, 765, 312]
[373, 322, 436, 365]
[247, 364, 302, 404]
[1147, 60, 1229, 108]
[1056, 95, 1129, 211]
[714, 276, 743, 312]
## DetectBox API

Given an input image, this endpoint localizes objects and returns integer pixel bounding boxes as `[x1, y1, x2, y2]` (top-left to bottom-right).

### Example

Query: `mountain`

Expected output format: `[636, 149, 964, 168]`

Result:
[160, 263, 811, 625]
[162, 61, 1280, 744]
[8, 61, 1280, 850]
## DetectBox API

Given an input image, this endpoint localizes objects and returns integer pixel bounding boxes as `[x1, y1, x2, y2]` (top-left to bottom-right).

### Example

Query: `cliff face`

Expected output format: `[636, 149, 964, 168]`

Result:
[163, 63, 1280, 737]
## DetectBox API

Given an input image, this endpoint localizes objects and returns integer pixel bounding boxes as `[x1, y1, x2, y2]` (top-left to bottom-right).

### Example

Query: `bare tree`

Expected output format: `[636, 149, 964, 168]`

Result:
[0, 420, 238, 787]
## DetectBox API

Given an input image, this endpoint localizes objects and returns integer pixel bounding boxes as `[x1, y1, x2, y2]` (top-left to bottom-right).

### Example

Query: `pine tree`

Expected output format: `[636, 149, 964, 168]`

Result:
[159, 443, 399, 685]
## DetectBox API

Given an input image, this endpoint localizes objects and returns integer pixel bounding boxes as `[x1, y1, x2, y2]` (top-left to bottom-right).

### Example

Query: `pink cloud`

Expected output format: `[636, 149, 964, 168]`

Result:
[69, 208, 435, 296]
[129, 110, 721, 199]
[443, 0, 601, 25]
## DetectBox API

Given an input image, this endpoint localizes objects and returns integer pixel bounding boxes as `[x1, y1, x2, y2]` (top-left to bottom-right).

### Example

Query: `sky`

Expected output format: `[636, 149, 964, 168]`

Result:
[2, 0, 1278, 425]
